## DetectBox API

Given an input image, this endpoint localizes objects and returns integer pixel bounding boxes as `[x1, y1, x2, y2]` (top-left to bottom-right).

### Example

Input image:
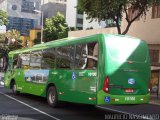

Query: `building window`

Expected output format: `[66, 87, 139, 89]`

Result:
[76, 27, 83, 30]
[77, 18, 83, 24]
[151, 71, 159, 94]
[21, 0, 40, 13]
[105, 19, 117, 27]
[128, 8, 140, 21]
[149, 50, 159, 66]
[7, 17, 36, 36]
[152, 5, 160, 18]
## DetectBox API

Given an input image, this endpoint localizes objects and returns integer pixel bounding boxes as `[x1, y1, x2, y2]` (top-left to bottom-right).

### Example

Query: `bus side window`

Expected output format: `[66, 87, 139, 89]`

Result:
[17, 55, 22, 69]
[19, 52, 30, 69]
[41, 48, 56, 69]
[75, 42, 98, 70]
[75, 44, 88, 69]
[86, 42, 98, 69]
[93, 43, 98, 58]
[30, 51, 42, 69]
[13, 54, 19, 69]
[56, 45, 74, 69]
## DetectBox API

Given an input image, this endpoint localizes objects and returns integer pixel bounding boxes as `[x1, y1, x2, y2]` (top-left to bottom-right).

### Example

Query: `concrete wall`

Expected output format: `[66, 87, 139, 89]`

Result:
[44, 0, 67, 4]
[66, 0, 77, 27]
[121, 8, 160, 44]
[83, 14, 106, 30]
[0, 0, 7, 11]
[43, 2, 66, 20]
[69, 8, 160, 45]
[69, 27, 117, 38]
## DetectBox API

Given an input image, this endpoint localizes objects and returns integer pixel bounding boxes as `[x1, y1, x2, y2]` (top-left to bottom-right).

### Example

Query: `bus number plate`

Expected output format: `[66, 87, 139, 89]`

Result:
[125, 96, 135, 101]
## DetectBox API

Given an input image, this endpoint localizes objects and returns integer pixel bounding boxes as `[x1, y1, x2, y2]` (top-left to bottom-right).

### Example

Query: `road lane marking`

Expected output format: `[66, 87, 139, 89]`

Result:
[96, 105, 152, 120]
[0, 92, 60, 120]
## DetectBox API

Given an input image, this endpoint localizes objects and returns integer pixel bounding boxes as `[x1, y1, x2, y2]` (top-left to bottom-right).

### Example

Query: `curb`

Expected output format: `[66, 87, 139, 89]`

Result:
[149, 101, 160, 106]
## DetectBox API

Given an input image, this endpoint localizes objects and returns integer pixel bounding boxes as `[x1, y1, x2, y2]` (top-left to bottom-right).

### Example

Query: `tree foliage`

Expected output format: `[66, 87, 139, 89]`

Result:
[33, 32, 41, 45]
[0, 30, 22, 56]
[5, 29, 22, 51]
[0, 29, 22, 71]
[5, 29, 20, 40]
[77, 0, 160, 34]
[44, 12, 69, 42]
[0, 10, 8, 26]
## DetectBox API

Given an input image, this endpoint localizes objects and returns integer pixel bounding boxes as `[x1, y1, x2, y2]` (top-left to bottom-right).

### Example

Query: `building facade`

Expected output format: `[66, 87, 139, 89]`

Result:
[0, 0, 7, 33]
[7, 0, 41, 36]
[42, 0, 108, 30]
[66, 0, 102, 30]
[66, 0, 115, 30]
[43, 0, 66, 20]
[66, 0, 77, 28]
[0, 0, 41, 36]
[121, 7, 160, 98]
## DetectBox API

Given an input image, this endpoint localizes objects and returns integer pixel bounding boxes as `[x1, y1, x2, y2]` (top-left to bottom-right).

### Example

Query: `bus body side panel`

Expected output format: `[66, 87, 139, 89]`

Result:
[14, 69, 26, 92]
[46, 36, 101, 104]
[17, 69, 48, 96]
[47, 69, 97, 104]
[96, 34, 107, 104]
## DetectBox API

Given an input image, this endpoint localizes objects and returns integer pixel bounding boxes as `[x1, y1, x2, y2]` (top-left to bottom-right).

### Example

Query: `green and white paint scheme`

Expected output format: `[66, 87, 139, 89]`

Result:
[4, 34, 151, 106]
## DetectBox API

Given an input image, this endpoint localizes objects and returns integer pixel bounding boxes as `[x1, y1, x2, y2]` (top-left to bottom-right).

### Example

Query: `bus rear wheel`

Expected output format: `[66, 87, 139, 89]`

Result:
[47, 86, 58, 107]
[11, 81, 18, 95]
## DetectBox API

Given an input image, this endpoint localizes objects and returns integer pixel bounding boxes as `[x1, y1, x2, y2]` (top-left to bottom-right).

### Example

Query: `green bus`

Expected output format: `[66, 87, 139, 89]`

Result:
[4, 34, 151, 107]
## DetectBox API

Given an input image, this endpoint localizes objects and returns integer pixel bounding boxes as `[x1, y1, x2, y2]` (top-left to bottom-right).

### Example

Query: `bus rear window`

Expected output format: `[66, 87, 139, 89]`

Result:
[107, 37, 148, 62]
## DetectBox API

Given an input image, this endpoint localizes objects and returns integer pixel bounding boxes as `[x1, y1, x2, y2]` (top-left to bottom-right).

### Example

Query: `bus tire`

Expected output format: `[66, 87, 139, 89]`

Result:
[47, 86, 58, 107]
[11, 81, 18, 95]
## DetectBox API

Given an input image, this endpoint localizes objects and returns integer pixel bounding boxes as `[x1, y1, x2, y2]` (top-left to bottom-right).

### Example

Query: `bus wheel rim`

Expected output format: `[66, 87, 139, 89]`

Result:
[49, 91, 55, 103]
[13, 84, 16, 93]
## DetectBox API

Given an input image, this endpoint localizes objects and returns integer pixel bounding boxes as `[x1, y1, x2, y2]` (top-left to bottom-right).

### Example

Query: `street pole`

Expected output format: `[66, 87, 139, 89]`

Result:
[41, 0, 44, 44]
[41, 11, 43, 44]
[33, 0, 44, 44]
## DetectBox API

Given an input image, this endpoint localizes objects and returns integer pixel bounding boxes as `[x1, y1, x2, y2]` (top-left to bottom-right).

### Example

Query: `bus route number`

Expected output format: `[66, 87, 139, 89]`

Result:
[125, 96, 135, 101]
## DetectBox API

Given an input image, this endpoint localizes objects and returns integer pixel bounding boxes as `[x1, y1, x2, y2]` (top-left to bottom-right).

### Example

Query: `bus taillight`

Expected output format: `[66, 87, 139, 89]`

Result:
[103, 77, 110, 93]
[148, 81, 151, 93]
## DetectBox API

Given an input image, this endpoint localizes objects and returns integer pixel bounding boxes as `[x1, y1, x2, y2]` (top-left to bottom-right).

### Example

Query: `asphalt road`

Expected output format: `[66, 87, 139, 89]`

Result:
[0, 86, 160, 120]
[0, 87, 114, 120]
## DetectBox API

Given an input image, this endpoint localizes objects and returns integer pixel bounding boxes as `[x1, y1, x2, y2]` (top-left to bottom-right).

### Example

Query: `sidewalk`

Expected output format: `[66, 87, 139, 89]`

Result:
[150, 94, 160, 105]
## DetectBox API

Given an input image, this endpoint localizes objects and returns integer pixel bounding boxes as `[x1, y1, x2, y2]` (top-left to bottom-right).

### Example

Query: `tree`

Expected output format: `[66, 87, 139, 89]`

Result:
[0, 10, 9, 53]
[44, 12, 69, 42]
[0, 10, 8, 26]
[77, 0, 160, 34]
[0, 30, 22, 72]
[5, 29, 22, 50]
[0, 10, 8, 72]
[33, 32, 41, 45]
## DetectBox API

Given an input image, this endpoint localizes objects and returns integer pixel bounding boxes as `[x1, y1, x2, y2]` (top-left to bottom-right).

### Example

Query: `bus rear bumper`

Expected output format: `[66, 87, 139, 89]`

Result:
[97, 91, 150, 105]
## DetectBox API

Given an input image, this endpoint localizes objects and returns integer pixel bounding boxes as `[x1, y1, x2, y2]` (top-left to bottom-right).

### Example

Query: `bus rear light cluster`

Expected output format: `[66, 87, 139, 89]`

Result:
[148, 81, 151, 93]
[103, 77, 110, 93]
